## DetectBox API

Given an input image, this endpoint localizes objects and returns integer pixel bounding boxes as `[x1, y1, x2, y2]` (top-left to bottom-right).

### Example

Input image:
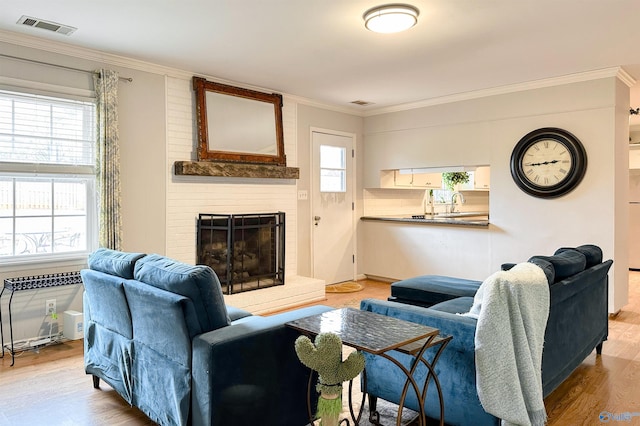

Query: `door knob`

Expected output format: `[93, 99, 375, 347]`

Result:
[314, 216, 321, 221]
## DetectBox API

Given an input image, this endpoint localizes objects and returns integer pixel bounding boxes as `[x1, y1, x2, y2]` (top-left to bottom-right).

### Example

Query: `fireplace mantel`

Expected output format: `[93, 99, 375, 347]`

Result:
[174, 161, 299, 179]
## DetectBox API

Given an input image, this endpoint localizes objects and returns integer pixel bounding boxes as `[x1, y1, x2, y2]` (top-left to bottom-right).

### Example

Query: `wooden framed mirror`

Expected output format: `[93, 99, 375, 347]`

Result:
[193, 76, 286, 166]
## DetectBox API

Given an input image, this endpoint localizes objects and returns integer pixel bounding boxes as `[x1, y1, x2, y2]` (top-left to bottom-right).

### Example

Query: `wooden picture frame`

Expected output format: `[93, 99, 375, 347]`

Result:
[193, 76, 286, 166]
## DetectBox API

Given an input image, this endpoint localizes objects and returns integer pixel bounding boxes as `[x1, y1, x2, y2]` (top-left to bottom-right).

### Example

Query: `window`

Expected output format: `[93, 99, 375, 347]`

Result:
[0, 89, 96, 263]
[319, 144, 346, 192]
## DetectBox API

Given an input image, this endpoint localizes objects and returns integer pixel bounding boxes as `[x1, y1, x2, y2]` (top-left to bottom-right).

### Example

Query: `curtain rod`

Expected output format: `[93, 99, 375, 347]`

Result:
[0, 53, 133, 82]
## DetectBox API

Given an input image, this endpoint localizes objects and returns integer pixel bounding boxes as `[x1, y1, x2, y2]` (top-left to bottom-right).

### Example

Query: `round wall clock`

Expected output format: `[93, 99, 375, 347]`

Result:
[510, 127, 587, 198]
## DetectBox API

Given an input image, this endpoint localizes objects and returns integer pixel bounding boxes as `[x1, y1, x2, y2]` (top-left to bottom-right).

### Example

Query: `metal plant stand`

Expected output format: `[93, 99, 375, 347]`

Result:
[1, 272, 82, 366]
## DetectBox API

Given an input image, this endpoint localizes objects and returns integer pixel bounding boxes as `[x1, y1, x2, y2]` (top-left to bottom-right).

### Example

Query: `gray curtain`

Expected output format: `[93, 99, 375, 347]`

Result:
[94, 69, 122, 250]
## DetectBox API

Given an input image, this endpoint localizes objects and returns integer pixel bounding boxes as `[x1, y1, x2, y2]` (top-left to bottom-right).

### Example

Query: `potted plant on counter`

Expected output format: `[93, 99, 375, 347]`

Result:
[442, 171, 470, 191]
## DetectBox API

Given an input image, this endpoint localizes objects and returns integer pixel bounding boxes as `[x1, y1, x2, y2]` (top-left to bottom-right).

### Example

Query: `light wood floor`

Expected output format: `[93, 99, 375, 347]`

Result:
[1, 276, 638, 425]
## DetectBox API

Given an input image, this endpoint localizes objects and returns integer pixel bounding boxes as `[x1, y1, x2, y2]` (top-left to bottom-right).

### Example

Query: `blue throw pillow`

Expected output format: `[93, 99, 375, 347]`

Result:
[555, 245, 602, 268]
[88, 248, 146, 279]
[527, 258, 555, 285]
[529, 249, 586, 283]
[501, 263, 516, 271]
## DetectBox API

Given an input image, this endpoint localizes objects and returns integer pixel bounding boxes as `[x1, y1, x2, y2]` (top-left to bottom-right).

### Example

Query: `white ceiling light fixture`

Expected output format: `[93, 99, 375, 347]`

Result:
[363, 4, 419, 34]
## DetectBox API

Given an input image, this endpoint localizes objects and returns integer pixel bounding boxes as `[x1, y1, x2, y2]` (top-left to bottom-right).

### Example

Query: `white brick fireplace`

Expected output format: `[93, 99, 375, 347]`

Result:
[165, 76, 324, 313]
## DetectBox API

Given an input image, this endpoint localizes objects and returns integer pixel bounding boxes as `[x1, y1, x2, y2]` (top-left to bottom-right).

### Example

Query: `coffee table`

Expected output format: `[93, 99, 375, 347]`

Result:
[286, 307, 451, 426]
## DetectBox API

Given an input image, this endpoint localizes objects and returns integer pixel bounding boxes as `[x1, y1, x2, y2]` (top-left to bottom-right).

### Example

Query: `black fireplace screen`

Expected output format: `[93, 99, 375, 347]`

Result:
[197, 212, 285, 294]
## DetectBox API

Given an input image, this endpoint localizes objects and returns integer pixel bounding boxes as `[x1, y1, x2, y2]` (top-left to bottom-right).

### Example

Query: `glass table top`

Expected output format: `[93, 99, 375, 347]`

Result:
[286, 307, 439, 355]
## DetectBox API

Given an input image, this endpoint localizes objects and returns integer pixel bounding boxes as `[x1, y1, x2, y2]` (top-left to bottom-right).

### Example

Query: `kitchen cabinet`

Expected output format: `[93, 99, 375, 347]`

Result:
[392, 170, 442, 188]
[394, 170, 414, 187]
[457, 167, 490, 191]
[474, 166, 490, 189]
[412, 172, 442, 189]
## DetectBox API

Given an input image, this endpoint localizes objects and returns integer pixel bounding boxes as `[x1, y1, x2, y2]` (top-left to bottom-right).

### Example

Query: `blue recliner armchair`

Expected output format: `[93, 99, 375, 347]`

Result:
[82, 248, 331, 426]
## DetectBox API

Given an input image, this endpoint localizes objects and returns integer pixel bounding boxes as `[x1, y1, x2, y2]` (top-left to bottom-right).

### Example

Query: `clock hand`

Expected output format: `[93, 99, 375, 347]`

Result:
[527, 159, 560, 167]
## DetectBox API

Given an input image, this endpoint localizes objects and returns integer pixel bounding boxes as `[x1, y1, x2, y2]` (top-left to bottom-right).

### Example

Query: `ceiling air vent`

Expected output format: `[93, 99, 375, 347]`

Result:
[17, 15, 77, 36]
[350, 100, 375, 106]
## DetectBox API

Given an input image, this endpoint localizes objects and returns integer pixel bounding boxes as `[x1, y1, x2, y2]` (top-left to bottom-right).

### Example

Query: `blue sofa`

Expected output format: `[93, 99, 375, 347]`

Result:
[81, 248, 332, 426]
[360, 245, 612, 426]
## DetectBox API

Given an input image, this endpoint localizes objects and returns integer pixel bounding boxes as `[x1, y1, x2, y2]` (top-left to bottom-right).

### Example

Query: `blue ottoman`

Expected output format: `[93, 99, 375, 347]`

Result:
[388, 275, 482, 308]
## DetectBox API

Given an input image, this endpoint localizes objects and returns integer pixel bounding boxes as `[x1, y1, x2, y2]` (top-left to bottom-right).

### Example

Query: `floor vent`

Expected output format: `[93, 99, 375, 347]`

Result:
[17, 15, 77, 36]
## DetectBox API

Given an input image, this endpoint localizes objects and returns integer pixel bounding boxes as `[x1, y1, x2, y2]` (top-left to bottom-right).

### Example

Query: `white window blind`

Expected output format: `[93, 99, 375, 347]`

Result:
[0, 90, 95, 166]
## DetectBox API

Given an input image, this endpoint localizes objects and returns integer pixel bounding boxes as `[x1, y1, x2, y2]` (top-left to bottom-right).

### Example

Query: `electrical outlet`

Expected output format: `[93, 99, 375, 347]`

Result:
[45, 299, 56, 315]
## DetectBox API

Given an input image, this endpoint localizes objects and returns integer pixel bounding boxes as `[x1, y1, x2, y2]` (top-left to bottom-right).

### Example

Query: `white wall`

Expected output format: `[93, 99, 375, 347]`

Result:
[362, 75, 630, 312]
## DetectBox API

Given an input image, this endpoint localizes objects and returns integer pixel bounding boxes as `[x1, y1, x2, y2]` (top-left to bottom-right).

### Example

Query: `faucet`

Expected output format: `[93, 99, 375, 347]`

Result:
[450, 192, 465, 213]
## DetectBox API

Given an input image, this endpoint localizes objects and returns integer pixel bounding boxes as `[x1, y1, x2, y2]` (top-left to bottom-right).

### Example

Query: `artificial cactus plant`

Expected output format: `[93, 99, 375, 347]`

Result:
[295, 333, 365, 426]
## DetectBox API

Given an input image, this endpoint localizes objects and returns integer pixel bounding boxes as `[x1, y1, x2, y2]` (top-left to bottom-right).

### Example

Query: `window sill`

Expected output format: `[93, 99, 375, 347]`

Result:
[0, 252, 89, 274]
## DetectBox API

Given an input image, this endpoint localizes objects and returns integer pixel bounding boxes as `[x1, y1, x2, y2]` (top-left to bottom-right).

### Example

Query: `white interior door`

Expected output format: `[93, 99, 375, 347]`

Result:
[312, 131, 354, 285]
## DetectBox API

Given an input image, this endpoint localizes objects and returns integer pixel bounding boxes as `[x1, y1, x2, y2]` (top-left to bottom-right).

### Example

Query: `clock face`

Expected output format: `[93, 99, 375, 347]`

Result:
[510, 128, 587, 198]
[520, 139, 573, 187]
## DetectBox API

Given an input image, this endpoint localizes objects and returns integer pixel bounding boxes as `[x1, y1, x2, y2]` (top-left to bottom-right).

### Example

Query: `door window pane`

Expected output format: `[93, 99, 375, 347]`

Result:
[320, 145, 345, 169]
[320, 145, 346, 193]
[321, 169, 346, 192]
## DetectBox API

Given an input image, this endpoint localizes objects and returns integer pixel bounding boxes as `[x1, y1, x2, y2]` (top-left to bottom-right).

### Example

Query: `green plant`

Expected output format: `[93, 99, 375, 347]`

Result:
[442, 171, 470, 191]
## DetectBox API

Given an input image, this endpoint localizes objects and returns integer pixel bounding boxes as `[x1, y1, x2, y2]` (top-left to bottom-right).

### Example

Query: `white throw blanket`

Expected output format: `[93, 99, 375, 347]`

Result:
[463, 262, 550, 426]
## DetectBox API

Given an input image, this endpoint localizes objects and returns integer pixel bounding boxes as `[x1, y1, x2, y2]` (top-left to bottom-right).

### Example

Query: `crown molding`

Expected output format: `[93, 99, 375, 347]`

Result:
[616, 67, 636, 88]
[284, 93, 364, 116]
[363, 67, 634, 117]
[0, 29, 194, 79]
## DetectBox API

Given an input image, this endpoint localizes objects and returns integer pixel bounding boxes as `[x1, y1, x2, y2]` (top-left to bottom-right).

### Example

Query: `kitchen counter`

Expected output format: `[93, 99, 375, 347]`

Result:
[361, 213, 489, 227]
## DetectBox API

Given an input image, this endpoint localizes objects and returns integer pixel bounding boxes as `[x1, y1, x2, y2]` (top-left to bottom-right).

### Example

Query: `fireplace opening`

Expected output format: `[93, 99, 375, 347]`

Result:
[197, 212, 285, 294]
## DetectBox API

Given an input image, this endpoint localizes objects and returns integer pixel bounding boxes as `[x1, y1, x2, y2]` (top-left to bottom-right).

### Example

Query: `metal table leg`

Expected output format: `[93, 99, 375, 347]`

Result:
[0, 286, 4, 359]
[368, 335, 452, 426]
[7, 289, 15, 366]
[0, 287, 16, 366]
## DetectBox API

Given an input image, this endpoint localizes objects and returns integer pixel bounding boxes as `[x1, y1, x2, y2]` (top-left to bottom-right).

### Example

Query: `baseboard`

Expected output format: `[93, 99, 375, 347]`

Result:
[362, 274, 397, 283]
[5, 332, 64, 351]
[262, 295, 328, 316]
